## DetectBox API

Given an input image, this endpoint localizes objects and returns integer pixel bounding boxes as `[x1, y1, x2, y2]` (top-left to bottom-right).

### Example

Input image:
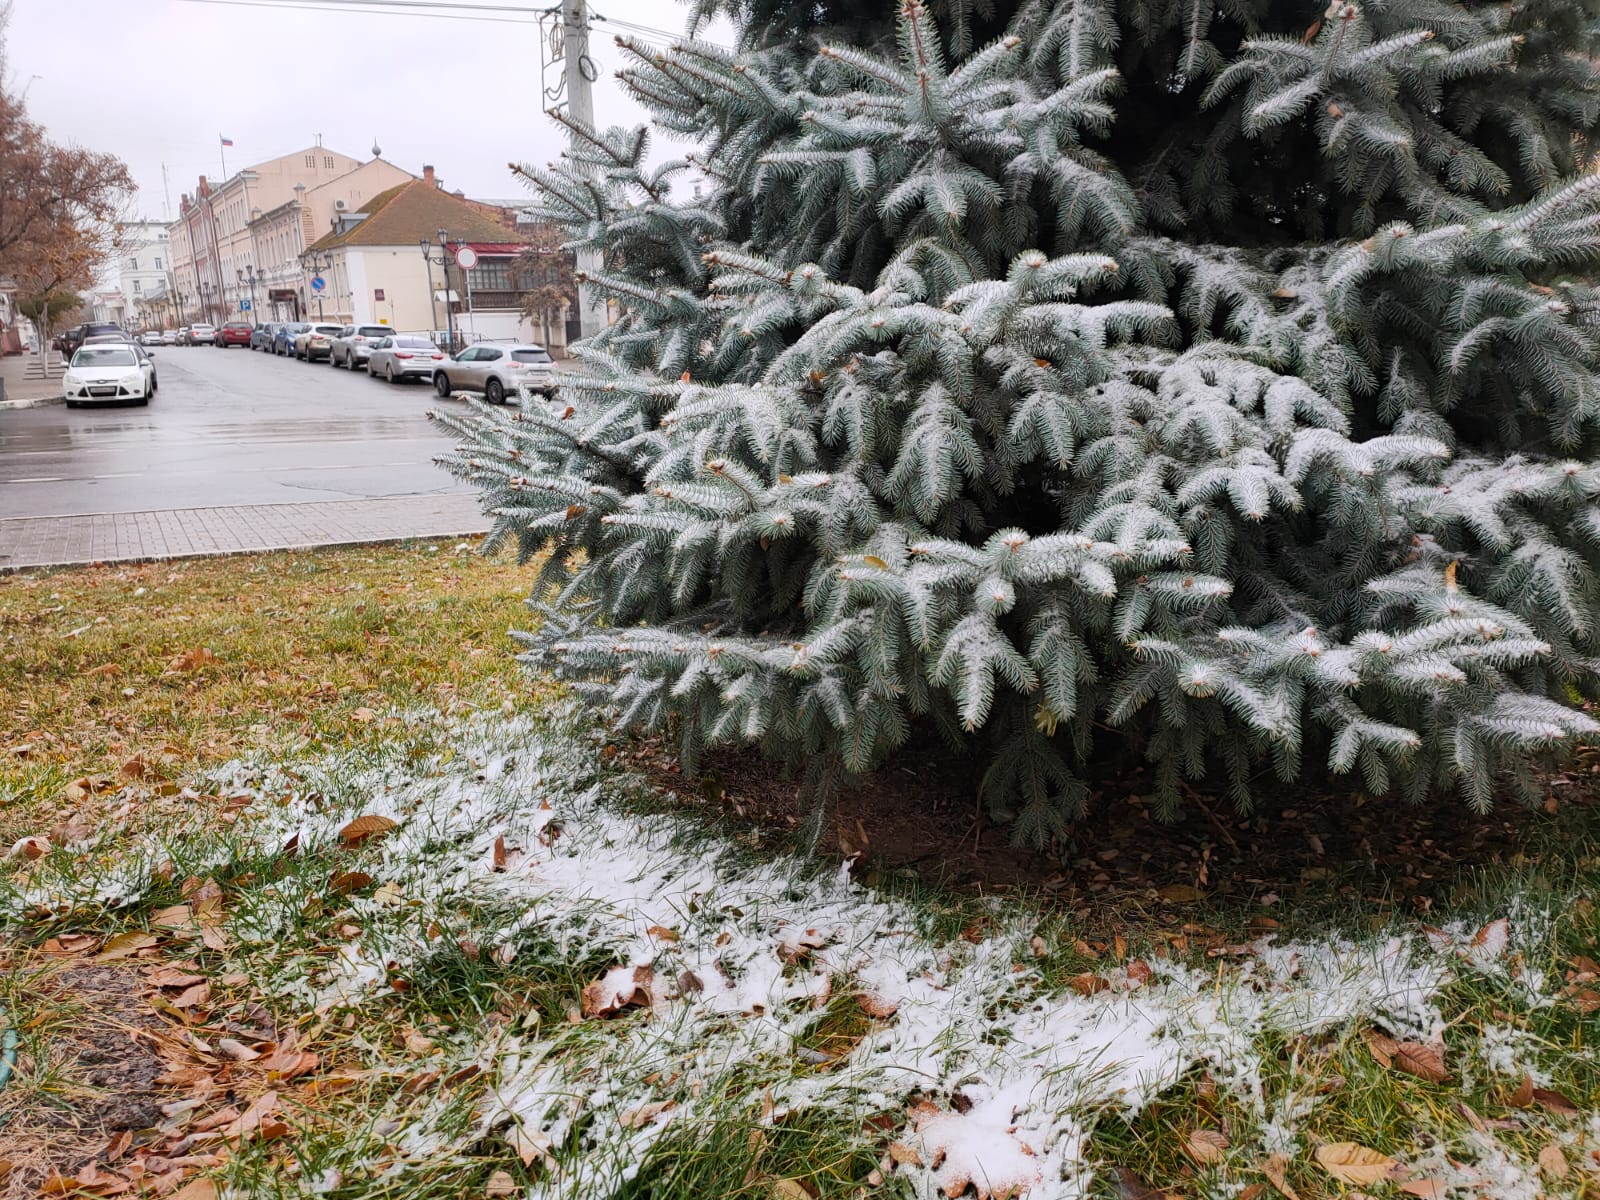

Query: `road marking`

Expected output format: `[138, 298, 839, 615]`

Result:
[8, 476, 64, 483]
[93, 472, 142, 479]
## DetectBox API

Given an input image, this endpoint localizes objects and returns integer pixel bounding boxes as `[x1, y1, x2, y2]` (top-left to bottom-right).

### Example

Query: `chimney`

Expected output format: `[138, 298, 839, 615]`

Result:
[423, 165, 436, 187]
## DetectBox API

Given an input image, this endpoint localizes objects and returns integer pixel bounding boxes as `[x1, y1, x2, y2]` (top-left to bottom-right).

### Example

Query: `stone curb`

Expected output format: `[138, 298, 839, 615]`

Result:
[0, 394, 64, 410]
[0, 528, 489, 575]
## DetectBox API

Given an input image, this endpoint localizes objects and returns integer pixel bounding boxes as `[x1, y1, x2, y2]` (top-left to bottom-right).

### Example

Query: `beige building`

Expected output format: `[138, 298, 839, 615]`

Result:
[169, 144, 384, 324]
[249, 158, 414, 321]
[302, 167, 571, 349]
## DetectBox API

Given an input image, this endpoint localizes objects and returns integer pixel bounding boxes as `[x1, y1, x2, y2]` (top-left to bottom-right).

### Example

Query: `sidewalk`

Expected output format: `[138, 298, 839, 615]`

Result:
[0, 494, 491, 572]
[0, 351, 65, 407]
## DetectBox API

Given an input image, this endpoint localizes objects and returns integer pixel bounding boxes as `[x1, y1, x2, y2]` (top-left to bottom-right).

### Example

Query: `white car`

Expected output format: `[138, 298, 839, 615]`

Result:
[189, 323, 216, 345]
[138, 331, 163, 347]
[161, 329, 178, 345]
[64, 344, 156, 407]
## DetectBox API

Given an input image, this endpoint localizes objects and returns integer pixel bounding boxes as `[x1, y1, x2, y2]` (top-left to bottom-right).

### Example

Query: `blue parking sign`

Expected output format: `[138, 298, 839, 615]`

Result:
[240, 299, 252, 311]
[311, 276, 326, 292]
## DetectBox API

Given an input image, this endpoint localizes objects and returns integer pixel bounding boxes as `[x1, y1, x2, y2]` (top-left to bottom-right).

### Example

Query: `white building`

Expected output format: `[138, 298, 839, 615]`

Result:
[117, 221, 172, 326]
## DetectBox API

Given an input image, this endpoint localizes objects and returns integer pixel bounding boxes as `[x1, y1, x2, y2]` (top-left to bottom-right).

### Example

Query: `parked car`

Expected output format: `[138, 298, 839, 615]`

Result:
[330, 324, 393, 370]
[366, 334, 444, 383]
[175, 326, 191, 345]
[216, 321, 254, 348]
[273, 322, 310, 356]
[250, 323, 279, 351]
[189, 323, 216, 345]
[138, 330, 163, 347]
[59, 322, 126, 360]
[63, 343, 156, 407]
[161, 329, 178, 346]
[433, 343, 558, 404]
[293, 322, 345, 362]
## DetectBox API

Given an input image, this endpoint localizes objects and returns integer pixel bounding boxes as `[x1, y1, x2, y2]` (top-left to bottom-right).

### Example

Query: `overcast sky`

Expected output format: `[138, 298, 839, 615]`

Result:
[6, 0, 733, 218]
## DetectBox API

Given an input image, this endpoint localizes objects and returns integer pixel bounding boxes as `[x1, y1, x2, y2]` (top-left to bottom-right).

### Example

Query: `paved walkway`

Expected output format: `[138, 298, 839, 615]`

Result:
[0, 352, 65, 406]
[0, 494, 491, 572]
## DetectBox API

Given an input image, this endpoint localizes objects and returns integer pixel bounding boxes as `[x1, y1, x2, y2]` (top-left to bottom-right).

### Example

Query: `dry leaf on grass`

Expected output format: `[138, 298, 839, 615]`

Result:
[6, 835, 50, 860]
[1069, 973, 1110, 996]
[170, 1179, 219, 1200]
[1260, 1153, 1301, 1200]
[771, 1181, 814, 1200]
[97, 931, 158, 960]
[339, 814, 398, 847]
[1399, 1179, 1446, 1199]
[1538, 1143, 1568, 1179]
[1391, 1041, 1450, 1083]
[1186, 1128, 1230, 1164]
[1111, 1166, 1164, 1200]
[1467, 917, 1510, 961]
[1314, 1142, 1395, 1186]
[580, 965, 657, 1018]
[167, 648, 222, 673]
[485, 1170, 518, 1197]
[1159, 883, 1205, 903]
[618, 1100, 676, 1129]
[328, 870, 374, 896]
[1533, 1087, 1581, 1117]
[887, 1142, 922, 1167]
[1505, 1073, 1534, 1108]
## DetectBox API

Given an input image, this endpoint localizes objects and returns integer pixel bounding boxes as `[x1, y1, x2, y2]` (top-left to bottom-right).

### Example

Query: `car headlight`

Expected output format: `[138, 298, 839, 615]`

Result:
[64, 372, 82, 387]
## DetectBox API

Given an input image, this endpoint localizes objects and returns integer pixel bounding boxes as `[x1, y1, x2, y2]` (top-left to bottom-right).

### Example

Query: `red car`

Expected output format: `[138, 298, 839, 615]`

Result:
[216, 321, 254, 348]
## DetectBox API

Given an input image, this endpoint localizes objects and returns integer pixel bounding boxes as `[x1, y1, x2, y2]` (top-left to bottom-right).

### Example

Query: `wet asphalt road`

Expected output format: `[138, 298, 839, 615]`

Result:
[0, 343, 472, 519]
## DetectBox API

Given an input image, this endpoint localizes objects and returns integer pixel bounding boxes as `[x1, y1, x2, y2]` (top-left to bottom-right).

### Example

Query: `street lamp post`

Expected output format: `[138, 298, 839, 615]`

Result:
[436, 229, 455, 352]
[420, 237, 440, 341]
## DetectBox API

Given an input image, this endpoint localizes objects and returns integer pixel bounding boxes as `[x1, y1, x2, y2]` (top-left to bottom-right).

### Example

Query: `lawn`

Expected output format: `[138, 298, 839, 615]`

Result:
[2, 541, 1599, 1200]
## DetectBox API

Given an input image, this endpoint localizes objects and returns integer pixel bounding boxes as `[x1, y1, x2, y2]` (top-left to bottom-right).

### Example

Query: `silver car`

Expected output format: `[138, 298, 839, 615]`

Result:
[293, 322, 346, 362]
[365, 334, 445, 383]
[432, 343, 558, 404]
[330, 324, 394, 369]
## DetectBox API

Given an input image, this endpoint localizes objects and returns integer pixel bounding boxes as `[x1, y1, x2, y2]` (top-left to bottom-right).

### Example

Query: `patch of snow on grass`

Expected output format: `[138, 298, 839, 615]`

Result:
[4, 711, 1559, 1199]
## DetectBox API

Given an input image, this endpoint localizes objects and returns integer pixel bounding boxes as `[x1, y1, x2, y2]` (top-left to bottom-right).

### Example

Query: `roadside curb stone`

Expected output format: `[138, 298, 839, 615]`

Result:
[0, 494, 490, 572]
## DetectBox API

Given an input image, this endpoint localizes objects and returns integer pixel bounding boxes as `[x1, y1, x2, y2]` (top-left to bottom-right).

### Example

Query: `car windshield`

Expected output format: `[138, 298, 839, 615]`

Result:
[73, 347, 136, 367]
[512, 349, 554, 364]
[193, 325, 214, 332]
[313, 325, 343, 335]
[358, 327, 389, 337]
[285, 324, 309, 333]
[394, 337, 435, 349]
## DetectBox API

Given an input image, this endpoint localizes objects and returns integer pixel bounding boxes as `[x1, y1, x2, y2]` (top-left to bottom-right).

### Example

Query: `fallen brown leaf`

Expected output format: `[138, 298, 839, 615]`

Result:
[1391, 1041, 1450, 1083]
[339, 814, 398, 847]
[1538, 1143, 1568, 1179]
[1505, 1073, 1534, 1108]
[887, 1142, 922, 1167]
[485, 1169, 517, 1197]
[96, 931, 158, 960]
[1399, 1181, 1446, 1200]
[1186, 1128, 1229, 1164]
[1314, 1142, 1395, 1186]
[168, 648, 222, 673]
[1533, 1087, 1581, 1117]
[1261, 1153, 1301, 1200]
[618, 1100, 676, 1129]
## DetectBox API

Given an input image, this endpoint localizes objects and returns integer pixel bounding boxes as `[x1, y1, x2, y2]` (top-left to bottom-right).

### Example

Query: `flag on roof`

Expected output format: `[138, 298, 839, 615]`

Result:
[219, 136, 234, 147]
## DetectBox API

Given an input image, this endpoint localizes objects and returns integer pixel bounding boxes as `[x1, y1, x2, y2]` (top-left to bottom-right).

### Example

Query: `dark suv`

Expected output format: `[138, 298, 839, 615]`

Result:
[59, 322, 126, 359]
[216, 321, 254, 348]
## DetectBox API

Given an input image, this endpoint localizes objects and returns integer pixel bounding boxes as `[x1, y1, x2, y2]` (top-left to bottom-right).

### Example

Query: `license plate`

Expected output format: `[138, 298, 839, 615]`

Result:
[89, 386, 116, 396]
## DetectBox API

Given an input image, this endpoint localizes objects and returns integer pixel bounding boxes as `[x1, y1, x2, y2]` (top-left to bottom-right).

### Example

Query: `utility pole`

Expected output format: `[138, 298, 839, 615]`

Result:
[564, 0, 607, 340]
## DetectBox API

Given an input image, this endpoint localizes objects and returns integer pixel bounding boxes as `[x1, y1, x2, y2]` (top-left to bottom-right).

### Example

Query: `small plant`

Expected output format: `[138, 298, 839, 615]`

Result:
[439, 0, 1600, 842]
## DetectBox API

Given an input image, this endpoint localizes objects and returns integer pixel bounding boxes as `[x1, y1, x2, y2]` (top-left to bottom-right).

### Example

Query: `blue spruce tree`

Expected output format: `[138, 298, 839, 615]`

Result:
[438, 0, 1600, 846]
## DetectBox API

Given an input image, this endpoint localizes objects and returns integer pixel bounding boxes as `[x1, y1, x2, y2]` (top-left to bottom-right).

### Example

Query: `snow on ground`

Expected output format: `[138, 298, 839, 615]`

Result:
[3, 711, 1573, 1198]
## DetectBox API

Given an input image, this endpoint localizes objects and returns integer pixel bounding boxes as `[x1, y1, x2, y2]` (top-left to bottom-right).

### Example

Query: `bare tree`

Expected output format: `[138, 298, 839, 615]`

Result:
[516, 221, 577, 349]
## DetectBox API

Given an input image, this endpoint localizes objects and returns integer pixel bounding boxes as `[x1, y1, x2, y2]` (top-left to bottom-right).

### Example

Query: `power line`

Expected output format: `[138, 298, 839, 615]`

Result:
[174, 0, 547, 24]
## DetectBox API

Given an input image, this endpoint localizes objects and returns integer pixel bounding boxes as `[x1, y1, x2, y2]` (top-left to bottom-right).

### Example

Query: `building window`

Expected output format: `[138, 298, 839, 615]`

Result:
[155, 257, 162, 269]
[323, 156, 335, 169]
[470, 258, 514, 290]
[133, 280, 141, 293]
[305, 155, 314, 168]
[128, 257, 137, 269]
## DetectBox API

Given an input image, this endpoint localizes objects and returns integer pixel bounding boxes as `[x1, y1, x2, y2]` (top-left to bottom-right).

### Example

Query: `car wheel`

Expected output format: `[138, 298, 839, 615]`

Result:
[486, 378, 505, 405]
[386, 364, 398, 384]
[434, 373, 451, 398]
[64, 399, 78, 409]
[137, 397, 150, 406]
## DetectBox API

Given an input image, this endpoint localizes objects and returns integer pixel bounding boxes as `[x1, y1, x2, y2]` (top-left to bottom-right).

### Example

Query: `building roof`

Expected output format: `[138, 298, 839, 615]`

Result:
[306, 179, 518, 251]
